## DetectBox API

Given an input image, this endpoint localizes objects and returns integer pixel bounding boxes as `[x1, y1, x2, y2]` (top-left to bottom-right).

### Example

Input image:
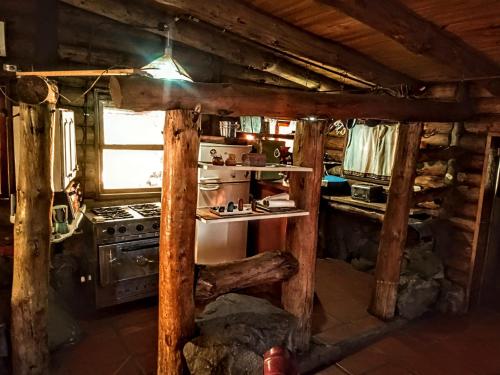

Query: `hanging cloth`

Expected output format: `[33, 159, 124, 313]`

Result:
[343, 122, 399, 181]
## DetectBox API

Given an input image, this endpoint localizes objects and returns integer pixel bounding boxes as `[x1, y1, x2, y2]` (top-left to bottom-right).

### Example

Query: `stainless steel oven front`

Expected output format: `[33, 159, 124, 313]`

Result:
[96, 237, 159, 308]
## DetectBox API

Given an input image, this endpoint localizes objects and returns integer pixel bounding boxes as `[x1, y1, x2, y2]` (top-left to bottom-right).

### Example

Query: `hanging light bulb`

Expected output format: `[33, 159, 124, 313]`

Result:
[141, 28, 192, 81]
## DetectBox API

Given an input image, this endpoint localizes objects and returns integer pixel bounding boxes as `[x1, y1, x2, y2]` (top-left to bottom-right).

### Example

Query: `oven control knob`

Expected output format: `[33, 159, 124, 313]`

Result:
[118, 226, 127, 234]
[152, 222, 160, 230]
[136, 224, 144, 231]
[106, 227, 115, 235]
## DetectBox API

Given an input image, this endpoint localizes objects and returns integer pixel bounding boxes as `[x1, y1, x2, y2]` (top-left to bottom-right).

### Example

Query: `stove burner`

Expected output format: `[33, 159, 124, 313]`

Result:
[92, 206, 134, 220]
[129, 203, 161, 218]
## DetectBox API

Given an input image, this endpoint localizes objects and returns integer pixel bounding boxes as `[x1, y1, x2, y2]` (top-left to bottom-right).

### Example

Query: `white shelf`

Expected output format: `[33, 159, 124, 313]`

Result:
[196, 207, 309, 224]
[51, 204, 86, 244]
[198, 162, 313, 172]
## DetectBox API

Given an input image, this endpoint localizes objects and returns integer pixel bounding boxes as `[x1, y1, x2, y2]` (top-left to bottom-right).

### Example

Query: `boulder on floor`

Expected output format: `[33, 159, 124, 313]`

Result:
[397, 275, 440, 319]
[184, 293, 296, 375]
[402, 242, 444, 280]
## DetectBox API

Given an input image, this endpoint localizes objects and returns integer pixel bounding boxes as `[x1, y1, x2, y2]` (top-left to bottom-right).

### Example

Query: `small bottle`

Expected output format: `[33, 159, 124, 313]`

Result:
[263, 347, 298, 375]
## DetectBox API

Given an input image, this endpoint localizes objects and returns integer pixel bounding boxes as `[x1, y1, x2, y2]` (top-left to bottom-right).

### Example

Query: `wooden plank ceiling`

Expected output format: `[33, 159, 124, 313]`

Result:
[242, 0, 500, 82]
[55, 0, 499, 90]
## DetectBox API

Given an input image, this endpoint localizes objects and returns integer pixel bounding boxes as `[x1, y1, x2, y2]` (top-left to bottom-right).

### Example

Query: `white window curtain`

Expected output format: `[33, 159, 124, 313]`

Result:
[343, 121, 399, 182]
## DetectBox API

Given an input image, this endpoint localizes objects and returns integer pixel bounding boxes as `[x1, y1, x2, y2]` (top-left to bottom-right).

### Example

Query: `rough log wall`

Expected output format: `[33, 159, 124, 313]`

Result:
[418, 84, 492, 297]
[324, 128, 346, 164]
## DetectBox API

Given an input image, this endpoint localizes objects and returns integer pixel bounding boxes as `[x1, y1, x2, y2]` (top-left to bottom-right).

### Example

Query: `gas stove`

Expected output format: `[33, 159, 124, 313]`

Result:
[81, 202, 163, 308]
[91, 206, 134, 220]
[85, 202, 162, 245]
[129, 203, 161, 217]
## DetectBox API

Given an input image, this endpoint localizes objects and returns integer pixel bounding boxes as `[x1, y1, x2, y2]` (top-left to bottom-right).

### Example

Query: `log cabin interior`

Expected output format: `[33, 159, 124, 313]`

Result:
[1, 0, 500, 374]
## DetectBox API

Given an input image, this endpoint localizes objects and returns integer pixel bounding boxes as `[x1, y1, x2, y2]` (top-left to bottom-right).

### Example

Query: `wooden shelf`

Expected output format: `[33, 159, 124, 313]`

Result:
[51, 204, 86, 244]
[322, 195, 431, 216]
[196, 207, 309, 224]
[198, 162, 312, 172]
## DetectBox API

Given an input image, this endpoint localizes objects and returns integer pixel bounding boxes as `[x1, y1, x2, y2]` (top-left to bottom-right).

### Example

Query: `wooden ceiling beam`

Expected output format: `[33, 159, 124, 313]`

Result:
[59, 0, 342, 91]
[109, 76, 473, 122]
[153, 0, 421, 90]
[58, 43, 303, 89]
[318, 0, 500, 91]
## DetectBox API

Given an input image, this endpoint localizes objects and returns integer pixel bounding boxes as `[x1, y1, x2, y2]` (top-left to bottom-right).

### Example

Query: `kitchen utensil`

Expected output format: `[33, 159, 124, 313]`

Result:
[225, 153, 237, 166]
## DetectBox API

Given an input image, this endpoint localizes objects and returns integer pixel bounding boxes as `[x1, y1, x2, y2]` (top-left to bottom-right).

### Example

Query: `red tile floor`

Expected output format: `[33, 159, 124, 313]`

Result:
[51, 259, 383, 374]
[318, 303, 500, 375]
[51, 258, 500, 374]
[51, 298, 158, 374]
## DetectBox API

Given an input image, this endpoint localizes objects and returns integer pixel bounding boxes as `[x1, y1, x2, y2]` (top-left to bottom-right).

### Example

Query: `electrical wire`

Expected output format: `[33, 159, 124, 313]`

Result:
[0, 87, 18, 105]
[59, 66, 120, 104]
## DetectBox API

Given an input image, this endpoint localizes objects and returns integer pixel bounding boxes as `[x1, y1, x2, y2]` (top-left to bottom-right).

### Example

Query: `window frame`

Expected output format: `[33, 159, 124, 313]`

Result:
[95, 90, 163, 199]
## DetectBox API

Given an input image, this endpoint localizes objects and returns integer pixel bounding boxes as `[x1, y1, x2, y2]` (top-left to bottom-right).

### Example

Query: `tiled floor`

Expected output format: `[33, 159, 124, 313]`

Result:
[50, 259, 382, 374]
[312, 259, 384, 345]
[318, 304, 500, 375]
[51, 298, 158, 375]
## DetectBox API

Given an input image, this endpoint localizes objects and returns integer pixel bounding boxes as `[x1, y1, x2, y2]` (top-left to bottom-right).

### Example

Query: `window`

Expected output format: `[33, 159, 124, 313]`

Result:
[343, 120, 399, 183]
[97, 98, 165, 194]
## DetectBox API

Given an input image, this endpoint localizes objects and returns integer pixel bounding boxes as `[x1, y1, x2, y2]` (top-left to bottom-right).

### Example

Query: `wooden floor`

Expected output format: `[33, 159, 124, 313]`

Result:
[318, 303, 500, 375]
[51, 258, 382, 374]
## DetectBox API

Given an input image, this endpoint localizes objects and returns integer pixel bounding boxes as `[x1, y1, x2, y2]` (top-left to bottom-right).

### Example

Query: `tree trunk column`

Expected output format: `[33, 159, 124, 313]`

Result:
[282, 119, 325, 352]
[11, 103, 56, 375]
[157, 109, 200, 374]
[369, 123, 423, 320]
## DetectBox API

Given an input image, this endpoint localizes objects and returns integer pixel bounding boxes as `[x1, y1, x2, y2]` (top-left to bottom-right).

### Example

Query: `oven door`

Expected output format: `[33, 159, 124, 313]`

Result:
[98, 237, 159, 286]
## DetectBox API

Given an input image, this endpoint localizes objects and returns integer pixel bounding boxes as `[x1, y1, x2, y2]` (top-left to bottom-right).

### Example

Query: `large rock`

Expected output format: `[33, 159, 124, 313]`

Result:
[397, 275, 440, 319]
[402, 242, 444, 280]
[184, 293, 296, 375]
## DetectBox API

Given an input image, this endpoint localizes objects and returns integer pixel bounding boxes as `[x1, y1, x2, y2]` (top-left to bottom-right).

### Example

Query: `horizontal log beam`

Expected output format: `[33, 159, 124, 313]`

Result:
[59, 0, 342, 91]
[318, 0, 500, 86]
[58, 43, 303, 89]
[109, 76, 473, 121]
[328, 202, 384, 221]
[154, 0, 420, 89]
[195, 251, 298, 303]
[412, 186, 449, 205]
[418, 146, 464, 162]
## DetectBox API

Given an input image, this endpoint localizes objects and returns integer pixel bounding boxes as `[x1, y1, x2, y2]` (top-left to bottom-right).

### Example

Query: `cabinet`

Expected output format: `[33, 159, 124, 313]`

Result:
[54, 109, 77, 191]
[13, 108, 77, 191]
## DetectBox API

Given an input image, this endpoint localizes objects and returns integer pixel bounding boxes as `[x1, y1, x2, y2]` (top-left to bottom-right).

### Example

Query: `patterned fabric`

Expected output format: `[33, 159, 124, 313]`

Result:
[343, 121, 399, 181]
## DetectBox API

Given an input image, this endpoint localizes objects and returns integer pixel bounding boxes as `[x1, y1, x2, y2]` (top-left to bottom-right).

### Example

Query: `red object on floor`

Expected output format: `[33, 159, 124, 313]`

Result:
[263, 346, 298, 375]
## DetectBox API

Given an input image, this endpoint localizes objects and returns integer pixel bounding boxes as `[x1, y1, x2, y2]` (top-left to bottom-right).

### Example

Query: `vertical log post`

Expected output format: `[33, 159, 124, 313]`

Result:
[11, 77, 58, 374]
[282, 119, 326, 352]
[369, 123, 424, 320]
[157, 109, 200, 374]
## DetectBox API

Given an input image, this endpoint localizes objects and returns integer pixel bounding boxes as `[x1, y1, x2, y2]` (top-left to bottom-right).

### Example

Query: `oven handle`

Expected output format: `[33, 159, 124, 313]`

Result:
[120, 244, 159, 253]
[199, 176, 220, 182]
[199, 184, 221, 191]
[135, 255, 157, 266]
